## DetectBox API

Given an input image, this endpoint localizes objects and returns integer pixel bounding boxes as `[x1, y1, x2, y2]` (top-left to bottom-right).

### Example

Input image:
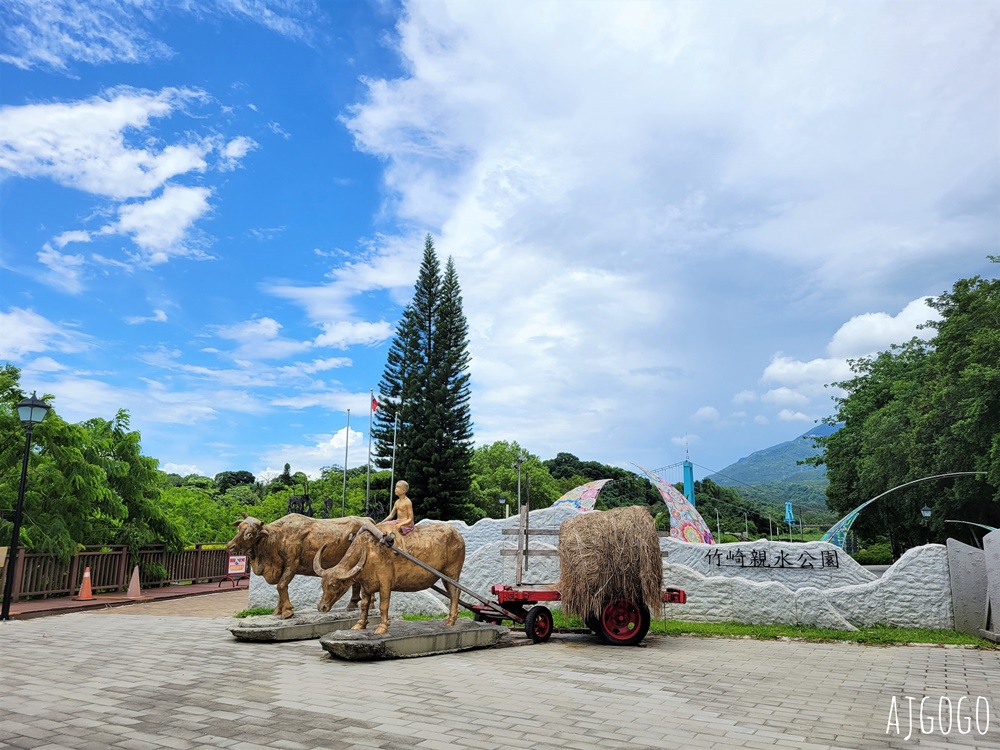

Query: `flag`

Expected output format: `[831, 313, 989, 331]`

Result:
[371, 396, 378, 412]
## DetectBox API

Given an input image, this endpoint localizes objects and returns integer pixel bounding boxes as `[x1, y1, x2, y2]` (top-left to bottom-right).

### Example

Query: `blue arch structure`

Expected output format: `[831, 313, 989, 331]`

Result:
[821, 472, 988, 548]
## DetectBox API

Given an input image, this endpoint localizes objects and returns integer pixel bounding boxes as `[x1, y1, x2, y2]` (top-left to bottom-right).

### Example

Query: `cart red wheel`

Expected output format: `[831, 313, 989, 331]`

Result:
[596, 599, 650, 646]
[525, 605, 553, 643]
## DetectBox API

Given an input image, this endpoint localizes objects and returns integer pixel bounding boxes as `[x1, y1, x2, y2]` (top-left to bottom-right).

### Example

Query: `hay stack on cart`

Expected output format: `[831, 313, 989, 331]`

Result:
[558, 505, 663, 645]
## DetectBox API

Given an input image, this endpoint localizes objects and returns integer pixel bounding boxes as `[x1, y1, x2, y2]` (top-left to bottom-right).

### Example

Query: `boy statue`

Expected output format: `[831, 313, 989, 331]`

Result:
[381, 480, 415, 535]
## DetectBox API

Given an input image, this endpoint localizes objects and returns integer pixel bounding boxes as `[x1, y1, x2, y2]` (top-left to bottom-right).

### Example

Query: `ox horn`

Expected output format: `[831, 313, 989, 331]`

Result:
[337, 546, 367, 581]
[313, 543, 330, 576]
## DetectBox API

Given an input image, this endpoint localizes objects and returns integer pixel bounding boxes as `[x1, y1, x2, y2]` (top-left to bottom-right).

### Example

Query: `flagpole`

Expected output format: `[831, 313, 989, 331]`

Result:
[366, 389, 374, 515]
[342, 408, 350, 516]
[389, 412, 398, 506]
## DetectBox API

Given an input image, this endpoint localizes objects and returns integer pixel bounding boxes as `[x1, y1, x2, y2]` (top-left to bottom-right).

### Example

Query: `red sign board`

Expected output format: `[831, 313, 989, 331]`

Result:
[227, 555, 247, 575]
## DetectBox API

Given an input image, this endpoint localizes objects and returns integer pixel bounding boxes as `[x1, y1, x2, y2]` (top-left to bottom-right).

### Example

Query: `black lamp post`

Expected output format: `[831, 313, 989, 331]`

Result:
[1, 392, 51, 621]
[920, 504, 932, 545]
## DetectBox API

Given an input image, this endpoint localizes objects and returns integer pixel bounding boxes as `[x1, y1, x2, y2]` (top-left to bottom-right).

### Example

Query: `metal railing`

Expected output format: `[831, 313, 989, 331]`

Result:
[0, 544, 231, 602]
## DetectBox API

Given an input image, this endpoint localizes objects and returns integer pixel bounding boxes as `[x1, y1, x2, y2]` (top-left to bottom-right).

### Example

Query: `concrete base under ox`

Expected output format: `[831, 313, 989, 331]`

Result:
[229, 609, 359, 641]
[319, 618, 508, 660]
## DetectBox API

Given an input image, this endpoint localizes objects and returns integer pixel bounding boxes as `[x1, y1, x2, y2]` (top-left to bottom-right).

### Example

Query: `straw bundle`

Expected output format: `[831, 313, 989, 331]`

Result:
[558, 505, 663, 619]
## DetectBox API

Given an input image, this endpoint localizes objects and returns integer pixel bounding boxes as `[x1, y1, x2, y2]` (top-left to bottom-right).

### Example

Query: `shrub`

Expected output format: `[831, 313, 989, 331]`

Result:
[852, 542, 893, 565]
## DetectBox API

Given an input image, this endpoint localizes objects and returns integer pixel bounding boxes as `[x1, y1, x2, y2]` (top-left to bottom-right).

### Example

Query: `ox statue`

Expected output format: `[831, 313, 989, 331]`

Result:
[226, 513, 370, 619]
[313, 519, 466, 635]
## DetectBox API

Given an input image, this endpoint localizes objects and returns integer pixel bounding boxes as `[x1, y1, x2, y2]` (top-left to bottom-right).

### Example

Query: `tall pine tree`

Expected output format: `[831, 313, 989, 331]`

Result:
[372, 235, 477, 522]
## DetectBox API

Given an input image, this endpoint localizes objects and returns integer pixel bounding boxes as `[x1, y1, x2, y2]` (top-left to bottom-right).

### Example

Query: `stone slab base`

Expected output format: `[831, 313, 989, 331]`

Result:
[319, 618, 508, 660]
[229, 610, 359, 641]
[979, 629, 1000, 644]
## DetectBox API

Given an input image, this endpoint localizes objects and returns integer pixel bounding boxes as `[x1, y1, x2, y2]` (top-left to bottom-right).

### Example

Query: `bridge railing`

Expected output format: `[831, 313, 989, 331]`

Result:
[0, 544, 230, 602]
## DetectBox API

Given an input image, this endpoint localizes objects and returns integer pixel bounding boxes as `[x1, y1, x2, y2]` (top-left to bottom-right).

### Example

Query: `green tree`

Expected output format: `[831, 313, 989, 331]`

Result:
[817, 264, 1000, 552]
[160, 486, 233, 545]
[214, 470, 256, 494]
[0, 365, 182, 560]
[373, 235, 475, 522]
[469, 441, 559, 518]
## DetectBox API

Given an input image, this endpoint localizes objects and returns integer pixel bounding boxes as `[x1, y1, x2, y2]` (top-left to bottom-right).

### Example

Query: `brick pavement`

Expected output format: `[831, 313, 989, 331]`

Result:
[0, 597, 997, 750]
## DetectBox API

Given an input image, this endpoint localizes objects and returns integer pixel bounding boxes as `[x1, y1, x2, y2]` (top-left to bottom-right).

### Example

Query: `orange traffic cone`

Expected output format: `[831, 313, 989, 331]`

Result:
[125, 565, 143, 599]
[73, 567, 93, 600]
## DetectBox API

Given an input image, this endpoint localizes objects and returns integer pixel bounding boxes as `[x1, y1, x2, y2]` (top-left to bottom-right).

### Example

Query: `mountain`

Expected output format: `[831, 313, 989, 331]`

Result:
[702, 424, 842, 521]
[707, 423, 838, 487]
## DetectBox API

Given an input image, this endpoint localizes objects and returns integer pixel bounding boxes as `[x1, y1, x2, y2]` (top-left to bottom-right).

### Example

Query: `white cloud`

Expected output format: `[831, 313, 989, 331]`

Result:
[112, 185, 213, 262]
[218, 136, 258, 171]
[161, 463, 204, 476]
[209, 316, 312, 361]
[0, 308, 90, 359]
[258, 427, 368, 478]
[268, 121, 291, 139]
[732, 390, 757, 404]
[280, 357, 353, 376]
[827, 297, 939, 359]
[0, 86, 261, 273]
[777, 409, 813, 422]
[691, 406, 720, 423]
[0, 0, 318, 72]
[334, 0, 997, 468]
[37, 246, 86, 293]
[53, 230, 91, 248]
[26, 356, 68, 372]
[0, 87, 212, 200]
[125, 309, 168, 325]
[757, 296, 944, 419]
[314, 321, 394, 349]
[215, 317, 283, 342]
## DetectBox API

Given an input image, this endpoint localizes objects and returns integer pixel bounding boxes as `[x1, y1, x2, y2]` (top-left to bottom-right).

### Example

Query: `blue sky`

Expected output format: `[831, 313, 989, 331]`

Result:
[1, 1, 997, 484]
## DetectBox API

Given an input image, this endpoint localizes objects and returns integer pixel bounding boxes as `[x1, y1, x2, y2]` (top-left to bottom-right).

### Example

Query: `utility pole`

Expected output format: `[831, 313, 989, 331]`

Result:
[513, 452, 526, 514]
[341, 408, 350, 516]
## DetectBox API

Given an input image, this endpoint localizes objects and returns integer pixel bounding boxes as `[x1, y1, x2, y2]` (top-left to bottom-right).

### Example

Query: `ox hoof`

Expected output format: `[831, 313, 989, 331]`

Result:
[351, 623, 366, 631]
[374, 624, 389, 635]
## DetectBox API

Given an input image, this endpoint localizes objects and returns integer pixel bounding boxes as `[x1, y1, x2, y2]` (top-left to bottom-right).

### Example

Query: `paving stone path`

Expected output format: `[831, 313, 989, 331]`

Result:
[1, 595, 998, 749]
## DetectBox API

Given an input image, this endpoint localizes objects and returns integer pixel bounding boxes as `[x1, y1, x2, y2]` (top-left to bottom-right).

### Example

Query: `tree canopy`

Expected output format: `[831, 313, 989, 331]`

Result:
[372, 234, 476, 522]
[0, 365, 182, 561]
[815, 262, 1000, 552]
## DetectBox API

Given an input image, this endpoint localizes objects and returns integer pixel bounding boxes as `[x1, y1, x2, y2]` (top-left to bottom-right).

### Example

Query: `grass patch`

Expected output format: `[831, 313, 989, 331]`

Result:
[239, 605, 994, 649]
[234, 607, 274, 618]
[651, 619, 997, 648]
[403, 611, 474, 621]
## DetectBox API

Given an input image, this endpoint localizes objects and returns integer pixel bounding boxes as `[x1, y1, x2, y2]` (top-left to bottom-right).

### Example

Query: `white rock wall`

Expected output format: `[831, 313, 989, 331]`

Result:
[249, 508, 955, 630]
[662, 543, 954, 630]
[661, 538, 877, 590]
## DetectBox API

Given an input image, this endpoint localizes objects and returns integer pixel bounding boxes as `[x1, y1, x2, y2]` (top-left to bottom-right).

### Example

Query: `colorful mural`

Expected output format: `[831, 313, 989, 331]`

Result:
[634, 463, 715, 544]
[550, 479, 611, 512]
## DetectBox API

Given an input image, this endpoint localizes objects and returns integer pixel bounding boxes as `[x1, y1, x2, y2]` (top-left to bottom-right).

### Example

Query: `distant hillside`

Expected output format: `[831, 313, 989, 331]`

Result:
[708, 423, 838, 487]
[703, 424, 841, 521]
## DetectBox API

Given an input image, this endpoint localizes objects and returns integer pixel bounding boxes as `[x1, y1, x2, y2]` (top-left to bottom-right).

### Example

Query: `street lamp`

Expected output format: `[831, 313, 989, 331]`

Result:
[920, 505, 932, 545]
[1, 392, 51, 621]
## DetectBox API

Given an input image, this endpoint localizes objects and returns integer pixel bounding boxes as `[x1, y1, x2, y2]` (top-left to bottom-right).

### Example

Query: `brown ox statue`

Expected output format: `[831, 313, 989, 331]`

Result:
[313, 519, 466, 635]
[226, 513, 371, 619]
